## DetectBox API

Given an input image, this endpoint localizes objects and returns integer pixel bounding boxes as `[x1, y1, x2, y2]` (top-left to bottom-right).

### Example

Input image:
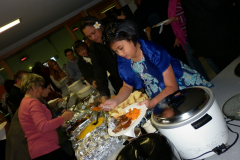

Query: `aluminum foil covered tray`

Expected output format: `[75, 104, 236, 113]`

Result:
[72, 114, 124, 160]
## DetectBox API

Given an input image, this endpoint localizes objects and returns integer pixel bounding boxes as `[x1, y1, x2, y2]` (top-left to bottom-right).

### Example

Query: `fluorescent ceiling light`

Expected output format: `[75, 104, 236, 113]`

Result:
[101, 5, 115, 14]
[0, 18, 21, 33]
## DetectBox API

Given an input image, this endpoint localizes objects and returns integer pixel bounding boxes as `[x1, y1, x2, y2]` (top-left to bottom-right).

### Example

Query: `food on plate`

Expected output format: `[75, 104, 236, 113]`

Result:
[115, 91, 149, 109]
[112, 115, 132, 133]
[134, 91, 142, 100]
[67, 115, 90, 134]
[128, 94, 136, 105]
[92, 107, 101, 111]
[109, 108, 126, 119]
[77, 117, 105, 140]
[112, 108, 141, 134]
[126, 108, 141, 120]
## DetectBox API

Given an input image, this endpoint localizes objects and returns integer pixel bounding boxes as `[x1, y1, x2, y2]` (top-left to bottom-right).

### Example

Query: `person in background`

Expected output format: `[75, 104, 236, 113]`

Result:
[32, 62, 62, 101]
[48, 60, 71, 97]
[73, 40, 97, 88]
[65, 48, 83, 82]
[38, 79, 75, 159]
[2, 79, 15, 115]
[5, 77, 72, 160]
[62, 64, 67, 73]
[7, 70, 28, 116]
[180, 0, 240, 70]
[79, 16, 123, 102]
[101, 20, 213, 110]
[83, 36, 91, 47]
[165, 0, 214, 81]
[18, 73, 74, 160]
[34, 61, 62, 93]
[110, 9, 126, 21]
[134, 0, 189, 65]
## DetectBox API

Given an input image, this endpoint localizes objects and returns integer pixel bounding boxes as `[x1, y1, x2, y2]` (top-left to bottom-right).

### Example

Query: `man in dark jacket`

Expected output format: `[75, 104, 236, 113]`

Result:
[7, 70, 27, 116]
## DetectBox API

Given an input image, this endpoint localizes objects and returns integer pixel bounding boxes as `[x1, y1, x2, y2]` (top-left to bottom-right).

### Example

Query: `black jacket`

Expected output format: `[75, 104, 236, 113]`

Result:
[7, 85, 24, 116]
[77, 57, 95, 84]
[89, 42, 123, 97]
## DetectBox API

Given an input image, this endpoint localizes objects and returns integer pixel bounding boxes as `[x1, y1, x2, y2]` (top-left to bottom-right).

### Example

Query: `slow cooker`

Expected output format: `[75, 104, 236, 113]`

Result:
[151, 86, 228, 159]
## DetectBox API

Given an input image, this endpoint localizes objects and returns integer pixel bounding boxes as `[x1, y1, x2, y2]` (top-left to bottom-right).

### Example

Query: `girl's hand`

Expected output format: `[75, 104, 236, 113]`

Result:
[174, 38, 180, 47]
[100, 98, 118, 111]
[138, 99, 155, 109]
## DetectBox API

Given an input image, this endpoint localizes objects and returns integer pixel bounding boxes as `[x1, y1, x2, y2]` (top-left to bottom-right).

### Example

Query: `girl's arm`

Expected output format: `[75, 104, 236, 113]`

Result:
[100, 82, 133, 110]
[139, 64, 178, 108]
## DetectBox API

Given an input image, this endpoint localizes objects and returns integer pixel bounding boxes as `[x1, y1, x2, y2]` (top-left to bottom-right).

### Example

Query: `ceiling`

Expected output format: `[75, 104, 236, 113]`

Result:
[0, 0, 101, 58]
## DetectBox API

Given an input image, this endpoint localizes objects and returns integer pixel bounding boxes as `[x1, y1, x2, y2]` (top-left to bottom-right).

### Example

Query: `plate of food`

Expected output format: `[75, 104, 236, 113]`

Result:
[108, 103, 147, 137]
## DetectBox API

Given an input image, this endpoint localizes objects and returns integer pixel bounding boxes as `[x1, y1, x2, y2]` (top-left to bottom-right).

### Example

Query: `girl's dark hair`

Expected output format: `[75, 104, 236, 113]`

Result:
[72, 40, 90, 58]
[105, 19, 138, 46]
[79, 16, 104, 34]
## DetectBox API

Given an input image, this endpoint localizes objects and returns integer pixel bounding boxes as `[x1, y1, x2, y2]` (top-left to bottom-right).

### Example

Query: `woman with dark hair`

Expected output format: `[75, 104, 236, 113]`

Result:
[101, 20, 213, 109]
[79, 16, 123, 102]
[73, 40, 96, 88]
[18, 73, 74, 160]
[48, 60, 71, 97]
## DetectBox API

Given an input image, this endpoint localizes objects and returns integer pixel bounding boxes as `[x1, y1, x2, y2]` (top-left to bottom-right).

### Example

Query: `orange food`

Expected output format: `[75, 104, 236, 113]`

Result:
[126, 108, 141, 120]
[92, 107, 101, 111]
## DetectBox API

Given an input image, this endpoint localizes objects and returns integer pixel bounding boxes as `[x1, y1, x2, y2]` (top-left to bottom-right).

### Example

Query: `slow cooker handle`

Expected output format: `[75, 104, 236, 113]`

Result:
[191, 114, 212, 129]
[167, 90, 185, 109]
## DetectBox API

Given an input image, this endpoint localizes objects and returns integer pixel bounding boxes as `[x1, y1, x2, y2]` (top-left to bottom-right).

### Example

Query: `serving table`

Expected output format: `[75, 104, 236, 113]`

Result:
[206, 56, 240, 160]
[63, 56, 240, 160]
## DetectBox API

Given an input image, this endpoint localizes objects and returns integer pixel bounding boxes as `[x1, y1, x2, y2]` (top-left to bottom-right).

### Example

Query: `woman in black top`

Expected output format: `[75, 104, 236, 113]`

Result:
[79, 16, 123, 102]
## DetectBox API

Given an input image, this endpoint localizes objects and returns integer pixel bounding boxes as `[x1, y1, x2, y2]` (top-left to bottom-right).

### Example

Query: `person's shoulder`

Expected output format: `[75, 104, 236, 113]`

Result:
[66, 60, 70, 66]
[9, 85, 21, 95]
[23, 97, 39, 103]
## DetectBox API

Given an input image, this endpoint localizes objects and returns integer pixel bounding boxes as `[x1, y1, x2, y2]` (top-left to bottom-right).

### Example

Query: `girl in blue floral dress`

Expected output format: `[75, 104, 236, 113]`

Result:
[100, 20, 213, 109]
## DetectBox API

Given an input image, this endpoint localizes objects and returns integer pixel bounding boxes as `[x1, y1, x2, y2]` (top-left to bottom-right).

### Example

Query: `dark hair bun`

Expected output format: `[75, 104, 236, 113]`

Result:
[105, 19, 138, 46]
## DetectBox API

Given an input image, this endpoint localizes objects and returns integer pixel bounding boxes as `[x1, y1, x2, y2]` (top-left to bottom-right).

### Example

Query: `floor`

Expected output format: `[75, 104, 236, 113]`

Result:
[199, 57, 217, 81]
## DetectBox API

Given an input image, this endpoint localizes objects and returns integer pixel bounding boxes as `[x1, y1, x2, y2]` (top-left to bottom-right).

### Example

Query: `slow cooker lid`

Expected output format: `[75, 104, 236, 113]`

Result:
[152, 87, 210, 124]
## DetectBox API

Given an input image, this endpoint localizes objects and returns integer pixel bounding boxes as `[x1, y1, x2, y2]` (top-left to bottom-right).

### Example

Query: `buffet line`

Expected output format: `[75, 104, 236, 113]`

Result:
[50, 80, 150, 160]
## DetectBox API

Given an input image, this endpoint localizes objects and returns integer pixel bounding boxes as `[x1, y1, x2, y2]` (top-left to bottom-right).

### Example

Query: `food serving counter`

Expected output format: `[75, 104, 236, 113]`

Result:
[60, 56, 240, 160]
[206, 56, 240, 160]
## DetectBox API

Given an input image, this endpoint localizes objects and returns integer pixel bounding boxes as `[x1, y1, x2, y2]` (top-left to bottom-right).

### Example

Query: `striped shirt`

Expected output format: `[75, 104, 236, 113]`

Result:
[176, 0, 187, 37]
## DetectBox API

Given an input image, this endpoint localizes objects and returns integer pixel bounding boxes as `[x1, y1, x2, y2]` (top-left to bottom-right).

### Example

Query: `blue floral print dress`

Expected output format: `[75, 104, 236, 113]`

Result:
[131, 57, 213, 99]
